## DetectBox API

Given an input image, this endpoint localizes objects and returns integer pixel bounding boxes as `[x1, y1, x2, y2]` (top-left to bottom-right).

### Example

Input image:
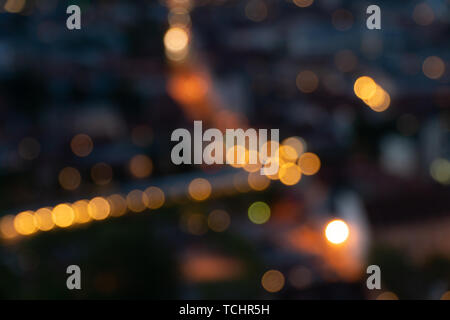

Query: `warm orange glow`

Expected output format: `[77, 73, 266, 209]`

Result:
[261, 270, 285, 293]
[72, 200, 91, 224]
[144, 186, 165, 210]
[354, 77, 391, 112]
[289, 266, 312, 289]
[167, 73, 209, 105]
[188, 178, 212, 201]
[70, 134, 93, 157]
[297, 152, 321, 175]
[182, 253, 243, 283]
[14, 211, 37, 235]
[325, 219, 349, 244]
[88, 197, 111, 221]
[441, 291, 450, 300]
[279, 163, 302, 186]
[364, 85, 391, 112]
[34, 208, 55, 231]
[52, 204, 75, 228]
[354, 76, 377, 100]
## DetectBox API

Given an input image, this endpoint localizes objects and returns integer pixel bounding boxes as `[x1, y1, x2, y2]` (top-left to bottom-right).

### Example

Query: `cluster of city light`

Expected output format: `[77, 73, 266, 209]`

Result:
[0, 186, 165, 240]
[354, 76, 391, 112]
[225, 136, 320, 189]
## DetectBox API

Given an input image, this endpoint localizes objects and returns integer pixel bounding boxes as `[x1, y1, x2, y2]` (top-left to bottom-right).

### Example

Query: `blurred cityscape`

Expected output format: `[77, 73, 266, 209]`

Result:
[0, 0, 449, 299]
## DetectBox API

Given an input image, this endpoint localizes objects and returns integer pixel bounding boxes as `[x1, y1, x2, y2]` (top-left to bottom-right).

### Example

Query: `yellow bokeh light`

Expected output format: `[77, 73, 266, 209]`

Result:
[325, 219, 349, 245]
[279, 145, 298, 162]
[364, 85, 390, 112]
[354, 76, 377, 100]
[34, 208, 55, 231]
[52, 204, 75, 228]
[164, 27, 189, 53]
[72, 200, 91, 224]
[144, 186, 165, 210]
[88, 197, 111, 221]
[297, 152, 321, 175]
[188, 178, 212, 201]
[334, 49, 358, 73]
[261, 270, 285, 293]
[279, 163, 302, 186]
[14, 211, 37, 235]
[248, 201, 271, 224]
